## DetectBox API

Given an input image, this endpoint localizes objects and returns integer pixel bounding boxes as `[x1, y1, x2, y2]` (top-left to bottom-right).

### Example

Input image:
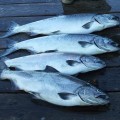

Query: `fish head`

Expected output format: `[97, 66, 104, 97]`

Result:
[77, 84, 109, 105]
[94, 14, 120, 28]
[79, 55, 106, 70]
[93, 36, 119, 52]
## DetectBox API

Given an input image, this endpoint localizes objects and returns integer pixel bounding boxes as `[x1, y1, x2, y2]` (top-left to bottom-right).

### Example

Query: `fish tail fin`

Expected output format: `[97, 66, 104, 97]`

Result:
[0, 57, 9, 79]
[0, 48, 16, 57]
[1, 56, 10, 63]
[0, 39, 17, 57]
[0, 21, 20, 38]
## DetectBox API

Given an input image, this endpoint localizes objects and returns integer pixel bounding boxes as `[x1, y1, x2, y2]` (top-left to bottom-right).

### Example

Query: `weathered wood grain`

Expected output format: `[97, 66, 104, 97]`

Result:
[78, 67, 120, 92]
[0, 0, 60, 4]
[63, 0, 120, 14]
[0, 3, 63, 17]
[63, 0, 110, 14]
[106, 0, 120, 12]
[0, 93, 119, 120]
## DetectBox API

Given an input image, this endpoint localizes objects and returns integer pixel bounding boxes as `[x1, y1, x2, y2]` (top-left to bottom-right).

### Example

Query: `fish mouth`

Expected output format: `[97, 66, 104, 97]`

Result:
[94, 94, 110, 105]
[76, 85, 109, 106]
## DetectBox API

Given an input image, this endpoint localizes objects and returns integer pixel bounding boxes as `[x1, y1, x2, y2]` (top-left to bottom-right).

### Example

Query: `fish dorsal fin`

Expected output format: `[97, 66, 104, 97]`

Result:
[44, 65, 59, 72]
[58, 92, 76, 100]
[78, 41, 92, 47]
[66, 60, 80, 66]
[82, 21, 94, 29]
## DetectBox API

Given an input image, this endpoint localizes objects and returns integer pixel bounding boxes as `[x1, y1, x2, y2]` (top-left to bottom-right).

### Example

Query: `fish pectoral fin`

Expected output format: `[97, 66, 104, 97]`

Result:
[43, 66, 59, 72]
[82, 21, 94, 29]
[58, 92, 76, 100]
[78, 41, 92, 47]
[66, 60, 80, 66]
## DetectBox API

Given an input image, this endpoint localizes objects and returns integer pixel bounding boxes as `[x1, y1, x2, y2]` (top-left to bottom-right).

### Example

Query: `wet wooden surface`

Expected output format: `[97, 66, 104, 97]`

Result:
[0, 0, 120, 120]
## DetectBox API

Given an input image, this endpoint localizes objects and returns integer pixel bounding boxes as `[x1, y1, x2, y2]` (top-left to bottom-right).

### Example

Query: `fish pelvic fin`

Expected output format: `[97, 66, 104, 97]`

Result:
[0, 21, 20, 38]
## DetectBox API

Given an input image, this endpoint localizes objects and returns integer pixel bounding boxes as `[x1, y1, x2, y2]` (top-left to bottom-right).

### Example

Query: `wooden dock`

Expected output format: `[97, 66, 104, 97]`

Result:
[0, 0, 120, 120]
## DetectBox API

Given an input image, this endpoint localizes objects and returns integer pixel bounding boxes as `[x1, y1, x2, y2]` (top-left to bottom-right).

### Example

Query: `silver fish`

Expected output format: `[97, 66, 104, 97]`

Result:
[0, 14, 119, 38]
[0, 70, 109, 106]
[0, 34, 119, 57]
[2, 53, 106, 75]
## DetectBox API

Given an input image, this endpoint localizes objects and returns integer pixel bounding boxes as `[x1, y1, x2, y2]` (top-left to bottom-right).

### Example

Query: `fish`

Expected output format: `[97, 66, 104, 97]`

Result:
[0, 70, 109, 106]
[0, 14, 119, 38]
[1, 53, 106, 75]
[0, 34, 119, 57]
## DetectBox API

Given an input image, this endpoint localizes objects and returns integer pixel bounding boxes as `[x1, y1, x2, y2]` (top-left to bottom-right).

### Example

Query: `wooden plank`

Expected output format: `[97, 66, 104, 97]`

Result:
[78, 67, 120, 92]
[0, 3, 63, 17]
[97, 53, 120, 67]
[63, 0, 111, 14]
[0, 0, 60, 4]
[0, 93, 119, 120]
[106, 0, 120, 12]
[63, 1, 120, 14]
[97, 67, 120, 92]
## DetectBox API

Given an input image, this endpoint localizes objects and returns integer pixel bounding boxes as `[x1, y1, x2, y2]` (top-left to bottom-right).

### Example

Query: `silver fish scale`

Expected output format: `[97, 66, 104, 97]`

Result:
[41, 73, 85, 93]
[17, 71, 83, 93]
